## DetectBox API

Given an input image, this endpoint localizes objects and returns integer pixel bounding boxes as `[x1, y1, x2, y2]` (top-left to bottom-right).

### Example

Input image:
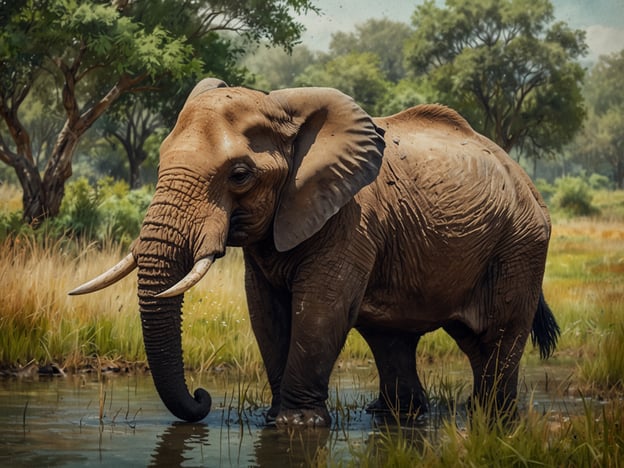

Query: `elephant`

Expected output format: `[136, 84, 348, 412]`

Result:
[69, 78, 559, 427]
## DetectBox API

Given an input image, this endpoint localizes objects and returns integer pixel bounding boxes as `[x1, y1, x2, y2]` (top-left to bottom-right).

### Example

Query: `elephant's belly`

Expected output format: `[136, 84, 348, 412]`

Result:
[356, 294, 456, 334]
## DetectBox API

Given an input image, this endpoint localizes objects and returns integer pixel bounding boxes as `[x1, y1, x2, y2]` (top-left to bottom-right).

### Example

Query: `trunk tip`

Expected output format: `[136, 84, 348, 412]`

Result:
[179, 388, 212, 422]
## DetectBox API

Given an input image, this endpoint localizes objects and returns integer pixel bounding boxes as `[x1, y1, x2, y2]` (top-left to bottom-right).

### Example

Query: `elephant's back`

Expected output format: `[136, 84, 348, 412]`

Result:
[375, 104, 474, 136]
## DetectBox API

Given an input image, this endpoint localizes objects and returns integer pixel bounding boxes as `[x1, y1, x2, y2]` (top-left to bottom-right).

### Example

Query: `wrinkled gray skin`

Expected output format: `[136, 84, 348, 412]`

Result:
[74, 78, 559, 427]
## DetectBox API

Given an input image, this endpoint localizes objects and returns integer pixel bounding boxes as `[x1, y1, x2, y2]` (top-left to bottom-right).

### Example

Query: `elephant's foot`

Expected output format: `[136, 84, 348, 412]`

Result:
[264, 403, 280, 426]
[275, 406, 331, 428]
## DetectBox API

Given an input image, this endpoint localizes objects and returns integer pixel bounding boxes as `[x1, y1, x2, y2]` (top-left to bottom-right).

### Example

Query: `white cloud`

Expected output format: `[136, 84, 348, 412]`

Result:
[584, 24, 624, 61]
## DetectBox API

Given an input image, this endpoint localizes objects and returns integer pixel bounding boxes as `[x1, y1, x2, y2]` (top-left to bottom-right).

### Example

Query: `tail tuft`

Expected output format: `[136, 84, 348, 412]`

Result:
[531, 292, 560, 359]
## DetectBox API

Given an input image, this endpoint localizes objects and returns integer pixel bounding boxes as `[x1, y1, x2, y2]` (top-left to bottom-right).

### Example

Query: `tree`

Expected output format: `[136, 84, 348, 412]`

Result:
[329, 19, 413, 83]
[296, 52, 389, 114]
[242, 44, 317, 89]
[574, 50, 624, 188]
[0, 0, 316, 224]
[100, 100, 161, 189]
[404, 0, 587, 160]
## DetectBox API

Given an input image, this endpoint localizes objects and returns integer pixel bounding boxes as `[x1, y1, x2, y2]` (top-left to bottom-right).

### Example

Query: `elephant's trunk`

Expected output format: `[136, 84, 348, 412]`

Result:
[135, 172, 227, 422]
[136, 238, 213, 422]
[140, 302, 211, 422]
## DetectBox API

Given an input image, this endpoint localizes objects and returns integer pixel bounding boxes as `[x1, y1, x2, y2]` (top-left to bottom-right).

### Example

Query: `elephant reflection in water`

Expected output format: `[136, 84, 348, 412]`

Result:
[149, 422, 210, 467]
[71, 78, 559, 428]
[148, 421, 329, 467]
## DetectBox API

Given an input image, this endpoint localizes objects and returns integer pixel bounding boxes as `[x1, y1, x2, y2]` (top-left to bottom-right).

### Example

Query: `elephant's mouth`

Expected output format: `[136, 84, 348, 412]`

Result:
[228, 209, 253, 245]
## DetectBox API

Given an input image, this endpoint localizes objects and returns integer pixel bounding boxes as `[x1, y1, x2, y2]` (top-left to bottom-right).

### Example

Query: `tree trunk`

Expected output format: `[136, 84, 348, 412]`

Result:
[13, 159, 46, 226]
[18, 124, 78, 224]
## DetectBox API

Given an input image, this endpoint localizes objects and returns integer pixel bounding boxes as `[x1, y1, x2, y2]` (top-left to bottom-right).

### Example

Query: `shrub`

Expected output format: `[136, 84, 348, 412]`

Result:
[98, 184, 153, 247]
[551, 176, 598, 217]
[0, 211, 28, 240]
[0, 178, 154, 245]
[56, 177, 101, 238]
[534, 178, 556, 204]
[588, 173, 612, 191]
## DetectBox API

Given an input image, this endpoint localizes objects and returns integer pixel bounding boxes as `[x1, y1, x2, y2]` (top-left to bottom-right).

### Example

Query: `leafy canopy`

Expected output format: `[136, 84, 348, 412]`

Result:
[296, 52, 390, 114]
[573, 50, 624, 188]
[405, 0, 587, 157]
[0, 0, 316, 223]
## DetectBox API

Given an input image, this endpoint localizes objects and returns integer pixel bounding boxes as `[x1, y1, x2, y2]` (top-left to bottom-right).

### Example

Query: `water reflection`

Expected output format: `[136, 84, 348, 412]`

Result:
[254, 426, 330, 467]
[146, 420, 331, 467]
[149, 422, 210, 467]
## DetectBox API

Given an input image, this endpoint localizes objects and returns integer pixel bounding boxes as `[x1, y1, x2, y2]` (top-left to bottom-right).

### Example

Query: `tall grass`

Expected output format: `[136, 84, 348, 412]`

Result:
[0, 237, 143, 369]
[543, 220, 624, 392]
[336, 397, 624, 467]
[0, 235, 255, 373]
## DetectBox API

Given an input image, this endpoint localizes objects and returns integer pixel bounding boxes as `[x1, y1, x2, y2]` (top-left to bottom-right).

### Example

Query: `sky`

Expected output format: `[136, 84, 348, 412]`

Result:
[295, 0, 624, 63]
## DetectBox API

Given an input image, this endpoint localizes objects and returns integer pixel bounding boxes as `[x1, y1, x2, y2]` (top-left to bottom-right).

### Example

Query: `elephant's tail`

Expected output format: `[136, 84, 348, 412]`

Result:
[531, 291, 560, 359]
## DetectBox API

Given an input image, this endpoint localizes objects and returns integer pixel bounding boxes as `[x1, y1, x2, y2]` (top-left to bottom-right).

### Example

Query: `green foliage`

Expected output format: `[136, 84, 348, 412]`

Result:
[551, 176, 598, 217]
[404, 0, 587, 157]
[377, 79, 431, 116]
[0, 178, 153, 245]
[328, 19, 413, 83]
[0, 210, 27, 239]
[572, 50, 624, 188]
[296, 52, 390, 114]
[534, 178, 556, 204]
[97, 181, 153, 245]
[57, 177, 101, 238]
[588, 173, 613, 191]
[0, 0, 317, 224]
[242, 44, 317, 89]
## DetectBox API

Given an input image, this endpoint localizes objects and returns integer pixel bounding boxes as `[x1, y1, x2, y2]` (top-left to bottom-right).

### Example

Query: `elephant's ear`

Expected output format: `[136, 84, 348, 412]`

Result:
[270, 87, 385, 252]
[186, 78, 228, 102]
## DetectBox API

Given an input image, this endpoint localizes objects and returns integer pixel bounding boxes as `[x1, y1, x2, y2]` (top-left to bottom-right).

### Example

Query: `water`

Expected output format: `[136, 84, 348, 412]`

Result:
[0, 365, 589, 467]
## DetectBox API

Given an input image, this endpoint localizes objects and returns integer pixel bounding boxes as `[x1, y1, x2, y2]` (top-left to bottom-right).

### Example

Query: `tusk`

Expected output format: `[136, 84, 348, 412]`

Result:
[68, 253, 137, 295]
[155, 256, 215, 298]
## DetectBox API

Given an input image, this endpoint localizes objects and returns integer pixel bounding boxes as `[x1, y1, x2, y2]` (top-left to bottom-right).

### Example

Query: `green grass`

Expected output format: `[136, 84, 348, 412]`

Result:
[542, 220, 624, 392]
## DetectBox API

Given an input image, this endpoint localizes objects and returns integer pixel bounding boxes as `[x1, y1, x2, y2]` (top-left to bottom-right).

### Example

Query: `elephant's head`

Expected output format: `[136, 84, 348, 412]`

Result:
[69, 78, 385, 422]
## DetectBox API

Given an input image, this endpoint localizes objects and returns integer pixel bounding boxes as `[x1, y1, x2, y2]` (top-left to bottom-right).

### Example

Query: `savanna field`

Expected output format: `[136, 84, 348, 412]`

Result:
[1, 182, 623, 466]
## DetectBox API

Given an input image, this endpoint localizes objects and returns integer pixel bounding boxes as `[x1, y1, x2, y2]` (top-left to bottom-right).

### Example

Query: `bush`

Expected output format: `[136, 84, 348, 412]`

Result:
[588, 173, 613, 191]
[1, 178, 153, 245]
[0, 211, 28, 239]
[535, 178, 556, 204]
[56, 177, 101, 237]
[551, 176, 599, 217]
[98, 183, 153, 247]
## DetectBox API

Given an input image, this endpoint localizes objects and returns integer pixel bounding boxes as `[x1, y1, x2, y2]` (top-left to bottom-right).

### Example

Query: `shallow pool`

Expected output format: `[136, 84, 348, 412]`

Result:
[0, 364, 588, 467]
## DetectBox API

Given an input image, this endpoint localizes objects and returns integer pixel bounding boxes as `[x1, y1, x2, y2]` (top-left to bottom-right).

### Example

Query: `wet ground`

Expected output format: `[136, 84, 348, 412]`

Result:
[0, 365, 589, 467]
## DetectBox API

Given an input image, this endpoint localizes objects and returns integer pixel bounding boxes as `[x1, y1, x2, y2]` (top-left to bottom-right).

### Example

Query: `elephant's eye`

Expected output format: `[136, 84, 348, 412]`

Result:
[229, 165, 254, 187]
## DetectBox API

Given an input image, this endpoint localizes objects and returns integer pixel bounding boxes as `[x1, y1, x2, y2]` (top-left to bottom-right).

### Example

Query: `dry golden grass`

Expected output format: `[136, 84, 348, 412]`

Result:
[0, 183, 21, 212]
[0, 237, 142, 369]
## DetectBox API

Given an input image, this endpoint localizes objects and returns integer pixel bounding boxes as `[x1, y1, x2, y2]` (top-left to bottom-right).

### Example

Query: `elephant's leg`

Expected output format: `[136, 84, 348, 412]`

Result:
[275, 293, 351, 427]
[275, 253, 372, 428]
[358, 327, 427, 415]
[445, 320, 528, 416]
[244, 253, 291, 424]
